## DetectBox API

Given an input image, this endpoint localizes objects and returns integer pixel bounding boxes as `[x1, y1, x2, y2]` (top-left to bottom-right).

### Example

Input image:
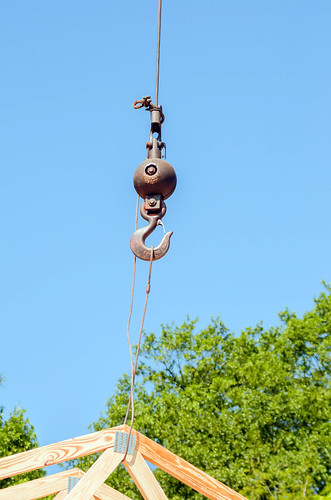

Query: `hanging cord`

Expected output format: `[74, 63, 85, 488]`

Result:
[155, 0, 162, 106]
[123, 194, 140, 429]
[122, 244, 154, 461]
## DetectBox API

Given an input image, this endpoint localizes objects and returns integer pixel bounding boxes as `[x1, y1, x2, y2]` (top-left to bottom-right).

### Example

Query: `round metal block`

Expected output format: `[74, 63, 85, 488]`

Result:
[133, 158, 177, 200]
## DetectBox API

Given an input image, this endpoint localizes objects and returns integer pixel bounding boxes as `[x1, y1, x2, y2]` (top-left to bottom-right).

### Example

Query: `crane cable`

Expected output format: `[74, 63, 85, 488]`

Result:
[122, 0, 163, 461]
[155, 0, 162, 107]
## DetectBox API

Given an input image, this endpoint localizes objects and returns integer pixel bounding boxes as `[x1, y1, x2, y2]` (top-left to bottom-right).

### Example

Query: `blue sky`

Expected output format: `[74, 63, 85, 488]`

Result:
[0, 0, 330, 457]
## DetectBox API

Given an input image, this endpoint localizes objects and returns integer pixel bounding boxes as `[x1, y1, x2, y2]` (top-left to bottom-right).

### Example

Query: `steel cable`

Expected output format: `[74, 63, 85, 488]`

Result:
[155, 0, 162, 106]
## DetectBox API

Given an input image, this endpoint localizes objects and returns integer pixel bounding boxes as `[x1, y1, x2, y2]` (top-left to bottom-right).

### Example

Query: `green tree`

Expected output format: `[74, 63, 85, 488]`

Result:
[78, 286, 331, 499]
[0, 378, 45, 489]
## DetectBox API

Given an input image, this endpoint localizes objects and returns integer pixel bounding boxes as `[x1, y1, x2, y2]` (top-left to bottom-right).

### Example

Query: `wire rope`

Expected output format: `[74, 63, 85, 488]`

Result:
[155, 0, 162, 106]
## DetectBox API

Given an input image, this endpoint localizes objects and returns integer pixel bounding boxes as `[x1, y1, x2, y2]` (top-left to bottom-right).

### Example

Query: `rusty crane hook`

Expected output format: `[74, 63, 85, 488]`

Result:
[130, 200, 173, 261]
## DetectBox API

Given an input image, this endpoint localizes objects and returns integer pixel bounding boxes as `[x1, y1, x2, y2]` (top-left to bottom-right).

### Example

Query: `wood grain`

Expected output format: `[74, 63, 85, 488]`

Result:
[123, 426, 248, 500]
[124, 451, 168, 500]
[0, 425, 124, 480]
[65, 448, 124, 500]
[0, 468, 82, 500]
[0, 424, 246, 500]
[0, 464, 133, 500]
[53, 491, 68, 500]
[95, 482, 134, 500]
[77, 469, 134, 500]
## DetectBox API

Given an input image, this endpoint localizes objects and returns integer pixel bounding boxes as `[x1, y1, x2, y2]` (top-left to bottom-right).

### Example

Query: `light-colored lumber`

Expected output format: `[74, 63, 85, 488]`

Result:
[0, 425, 247, 500]
[123, 425, 247, 500]
[0, 465, 132, 500]
[0, 425, 124, 480]
[124, 451, 168, 500]
[65, 448, 124, 500]
[96, 482, 134, 500]
[0, 468, 82, 500]
[79, 470, 134, 500]
[54, 491, 68, 500]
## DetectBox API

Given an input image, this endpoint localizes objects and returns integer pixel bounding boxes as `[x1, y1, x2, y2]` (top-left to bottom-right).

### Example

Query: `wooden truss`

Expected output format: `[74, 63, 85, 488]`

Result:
[0, 424, 247, 499]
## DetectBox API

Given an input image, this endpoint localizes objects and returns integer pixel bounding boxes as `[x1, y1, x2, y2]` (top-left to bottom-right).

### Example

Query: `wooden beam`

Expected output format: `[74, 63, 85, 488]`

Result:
[95, 482, 134, 500]
[77, 471, 134, 500]
[0, 425, 124, 480]
[65, 448, 124, 500]
[123, 426, 247, 500]
[0, 468, 82, 500]
[124, 451, 168, 500]
[57, 493, 96, 500]
[55, 492, 98, 500]
[53, 492, 68, 500]
[0, 465, 133, 500]
[55, 490, 99, 500]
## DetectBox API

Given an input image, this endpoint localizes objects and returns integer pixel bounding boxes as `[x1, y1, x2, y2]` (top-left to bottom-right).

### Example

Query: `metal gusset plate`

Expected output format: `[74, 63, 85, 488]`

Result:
[67, 476, 80, 493]
[114, 431, 136, 456]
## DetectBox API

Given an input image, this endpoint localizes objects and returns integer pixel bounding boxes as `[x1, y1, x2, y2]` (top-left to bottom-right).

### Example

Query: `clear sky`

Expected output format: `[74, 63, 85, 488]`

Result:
[0, 0, 330, 456]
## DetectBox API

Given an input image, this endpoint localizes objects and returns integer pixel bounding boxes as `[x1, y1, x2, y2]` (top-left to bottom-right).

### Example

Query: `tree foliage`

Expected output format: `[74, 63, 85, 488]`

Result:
[0, 404, 45, 489]
[78, 286, 331, 499]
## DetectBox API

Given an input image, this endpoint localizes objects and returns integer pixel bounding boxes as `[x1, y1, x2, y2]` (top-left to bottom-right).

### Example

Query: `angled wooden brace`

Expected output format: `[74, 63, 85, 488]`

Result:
[68, 470, 133, 500]
[54, 492, 69, 500]
[65, 448, 124, 500]
[93, 479, 133, 500]
[124, 451, 168, 500]
[55, 492, 99, 500]
[66, 473, 128, 500]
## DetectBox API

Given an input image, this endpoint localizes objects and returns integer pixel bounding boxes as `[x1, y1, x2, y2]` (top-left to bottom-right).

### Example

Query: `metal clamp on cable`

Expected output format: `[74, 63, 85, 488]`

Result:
[133, 96, 165, 158]
[133, 96, 152, 110]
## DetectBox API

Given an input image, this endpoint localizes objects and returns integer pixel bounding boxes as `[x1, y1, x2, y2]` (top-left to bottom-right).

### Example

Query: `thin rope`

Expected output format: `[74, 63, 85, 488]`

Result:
[122, 246, 154, 461]
[155, 0, 162, 106]
[123, 194, 140, 426]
